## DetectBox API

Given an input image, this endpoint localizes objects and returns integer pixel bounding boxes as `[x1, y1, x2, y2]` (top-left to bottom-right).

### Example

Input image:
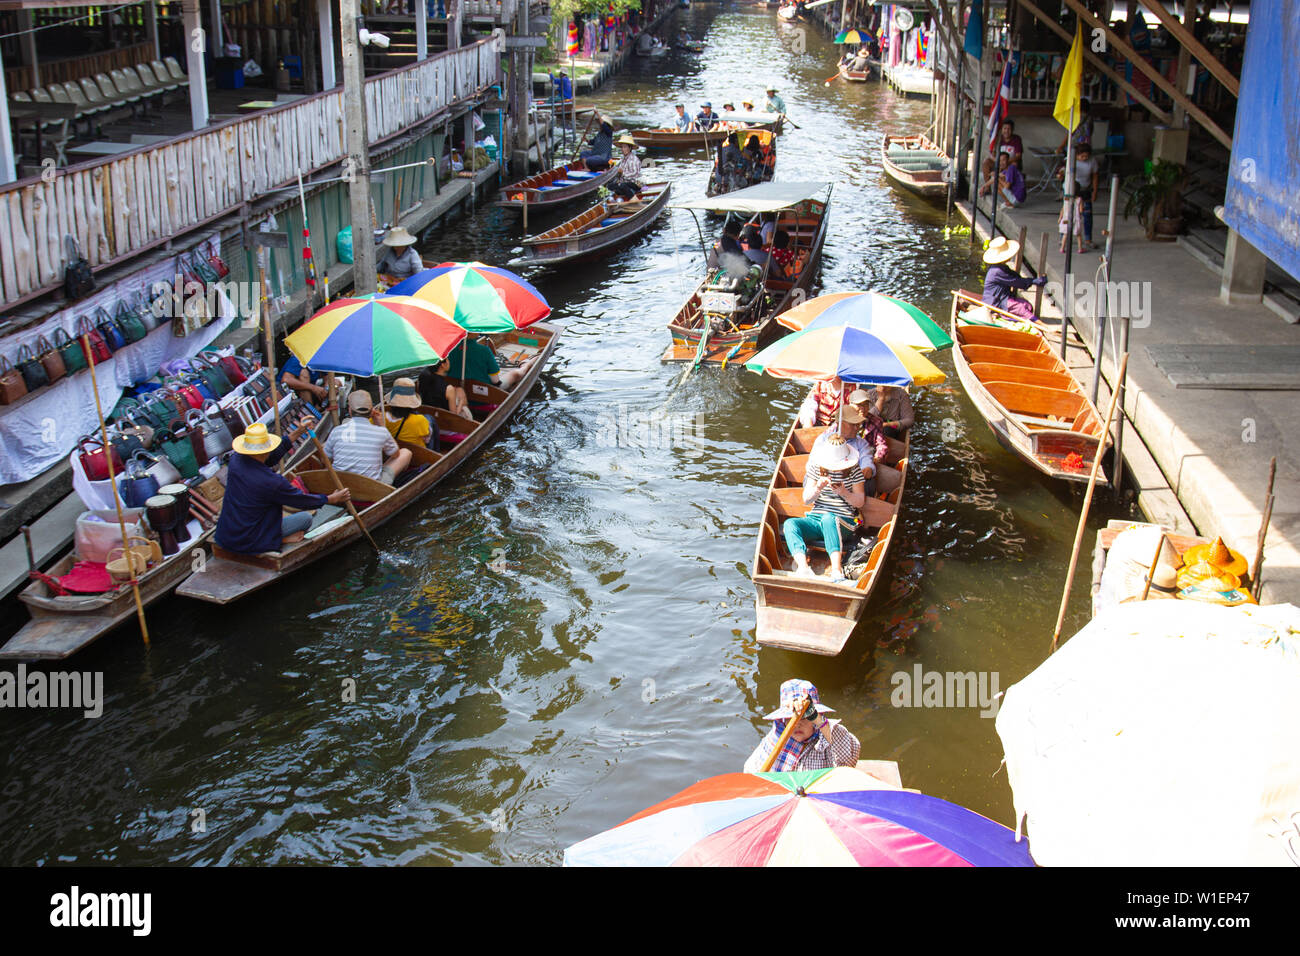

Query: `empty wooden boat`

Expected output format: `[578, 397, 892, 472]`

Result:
[950, 292, 1108, 483]
[630, 112, 784, 151]
[751, 412, 910, 656]
[664, 181, 831, 366]
[881, 133, 951, 199]
[497, 161, 619, 212]
[176, 324, 560, 604]
[511, 182, 672, 266]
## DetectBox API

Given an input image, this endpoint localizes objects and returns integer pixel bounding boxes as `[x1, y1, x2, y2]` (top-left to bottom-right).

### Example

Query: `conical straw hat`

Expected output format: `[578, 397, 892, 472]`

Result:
[1182, 536, 1248, 577]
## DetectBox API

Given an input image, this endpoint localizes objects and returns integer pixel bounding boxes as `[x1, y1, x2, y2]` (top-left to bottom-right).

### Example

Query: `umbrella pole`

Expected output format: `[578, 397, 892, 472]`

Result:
[759, 696, 814, 773]
[1049, 352, 1129, 655]
[260, 259, 282, 438]
[82, 334, 150, 647]
[308, 428, 380, 554]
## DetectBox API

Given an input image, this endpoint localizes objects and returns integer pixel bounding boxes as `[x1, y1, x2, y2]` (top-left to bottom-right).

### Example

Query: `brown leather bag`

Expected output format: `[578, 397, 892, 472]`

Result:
[0, 355, 28, 405]
[37, 334, 66, 384]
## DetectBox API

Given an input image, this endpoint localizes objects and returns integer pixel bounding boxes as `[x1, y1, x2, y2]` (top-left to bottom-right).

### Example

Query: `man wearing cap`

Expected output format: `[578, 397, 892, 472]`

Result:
[763, 87, 786, 114]
[695, 102, 718, 130]
[324, 391, 412, 486]
[384, 377, 437, 450]
[671, 103, 693, 133]
[744, 679, 862, 773]
[981, 236, 1045, 322]
[215, 423, 351, 554]
[377, 227, 422, 281]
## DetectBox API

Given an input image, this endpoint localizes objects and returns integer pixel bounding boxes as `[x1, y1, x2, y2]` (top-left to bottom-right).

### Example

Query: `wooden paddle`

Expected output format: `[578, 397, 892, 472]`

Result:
[823, 73, 840, 86]
[759, 696, 815, 772]
[307, 427, 380, 554]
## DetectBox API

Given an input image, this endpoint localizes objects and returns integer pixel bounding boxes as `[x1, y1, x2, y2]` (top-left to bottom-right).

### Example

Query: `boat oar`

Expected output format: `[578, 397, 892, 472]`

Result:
[759, 696, 815, 773]
[306, 426, 380, 554]
[1049, 352, 1129, 655]
[823, 72, 840, 86]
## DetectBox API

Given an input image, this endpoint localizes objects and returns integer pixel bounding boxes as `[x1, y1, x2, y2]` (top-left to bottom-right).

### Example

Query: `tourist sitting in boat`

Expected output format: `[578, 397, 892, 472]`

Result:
[741, 226, 785, 279]
[782, 435, 864, 583]
[979, 151, 1027, 207]
[741, 98, 755, 112]
[996, 119, 1024, 169]
[743, 679, 862, 772]
[706, 219, 746, 271]
[671, 103, 693, 132]
[770, 229, 796, 273]
[608, 136, 643, 200]
[798, 376, 847, 427]
[446, 335, 535, 391]
[865, 383, 914, 439]
[214, 423, 351, 554]
[417, 358, 472, 421]
[810, 404, 877, 494]
[764, 87, 786, 114]
[580, 119, 615, 171]
[324, 391, 412, 486]
[279, 354, 329, 406]
[383, 377, 437, 451]
[695, 102, 719, 130]
[742, 135, 765, 182]
[981, 237, 1046, 323]
[377, 227, 422, 280]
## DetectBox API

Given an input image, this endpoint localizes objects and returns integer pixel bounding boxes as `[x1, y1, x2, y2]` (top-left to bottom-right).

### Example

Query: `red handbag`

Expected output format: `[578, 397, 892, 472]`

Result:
[208, 250, 230, 279]
[203, 350, 247, 386]
[78, 435, 123, 481]
[75, 315, 112, 364]
[178, 384, 204, 409]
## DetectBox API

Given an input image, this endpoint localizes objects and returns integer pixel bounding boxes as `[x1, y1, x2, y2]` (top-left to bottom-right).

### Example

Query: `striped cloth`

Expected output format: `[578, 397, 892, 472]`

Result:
[322, 416, 397, 482]
[806, 464, 864, 524]
[743, 720, 862, 773]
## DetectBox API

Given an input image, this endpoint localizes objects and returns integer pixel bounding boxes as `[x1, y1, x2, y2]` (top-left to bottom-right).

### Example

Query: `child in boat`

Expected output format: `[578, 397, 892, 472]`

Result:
[782, 435, 865, 583]
[743, 679, 862, 772]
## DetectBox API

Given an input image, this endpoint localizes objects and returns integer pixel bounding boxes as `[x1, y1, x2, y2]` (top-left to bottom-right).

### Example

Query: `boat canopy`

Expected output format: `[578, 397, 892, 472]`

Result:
[709, 110, 783, 125]
[672, 181, 831, 213]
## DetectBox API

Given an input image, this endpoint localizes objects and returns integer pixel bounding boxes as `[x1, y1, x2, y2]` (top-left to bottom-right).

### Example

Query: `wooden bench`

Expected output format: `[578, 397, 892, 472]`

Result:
[961, 344, 1061, 371]
[970, 362, 1079, 392]
[985, 382, 1088, 425]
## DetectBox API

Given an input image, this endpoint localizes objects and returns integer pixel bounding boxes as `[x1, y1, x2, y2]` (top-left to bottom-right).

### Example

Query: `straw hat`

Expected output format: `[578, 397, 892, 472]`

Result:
[837, 404, 865, 424]
[386, 377, 421, 409]
[811, 433, 856, 473]
[231, 422, 282, 456]
[1108, 526, 1181, 603]
[763, 678, 834, 721]
[1176, 560, 1241, 592]
[616, 135, 638, 148]
[383, 226, 417, 247]
[983, 236, 1020, 265]
[1182, 536, 1248, 577]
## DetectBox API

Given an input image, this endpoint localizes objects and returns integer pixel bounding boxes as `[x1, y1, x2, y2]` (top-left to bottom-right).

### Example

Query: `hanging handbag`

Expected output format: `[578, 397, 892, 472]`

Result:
[94, 306, 126, 352]
[191, 250, 220, 284]
[115, 298, 148, 344]
[16, 344, 50, 392]
[0, 355, 28, 405]
[63, 235, 95, 301]
[77, 435, 124, 482]
[53, 327, 87, 374]
[156, 426, 200, 479]
[75, 314, 112, 363]
[207, 246, 231, 279]
[133, 289, 162, 332]
[118, 454, 161, 509]
[37, 335, 66, 384]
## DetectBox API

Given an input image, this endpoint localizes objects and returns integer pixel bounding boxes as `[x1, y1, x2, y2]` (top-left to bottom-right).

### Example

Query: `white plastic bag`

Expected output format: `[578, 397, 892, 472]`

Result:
[243, 59, 263, 79]
[75, 509, 147, 563]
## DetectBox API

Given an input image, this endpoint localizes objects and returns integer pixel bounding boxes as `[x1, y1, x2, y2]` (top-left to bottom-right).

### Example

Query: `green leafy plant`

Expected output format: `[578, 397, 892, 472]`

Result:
[1123, 160, 1187, 239]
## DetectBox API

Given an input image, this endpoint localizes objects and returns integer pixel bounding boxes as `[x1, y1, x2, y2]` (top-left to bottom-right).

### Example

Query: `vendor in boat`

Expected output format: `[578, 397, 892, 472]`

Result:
[981, 237, 1046, 323]
[214, 423, 351, 554]
[741, 98, 755, 112]
[743, 679, 862, 773]
[417, 358, 472, 421]
[864, 383, 914, 439]
[383, 377, 437, 450]
[608, 136, 643, 200]
[324, 391, 412, 486]
[377, 227, 422, 281]
[549, 71, 573, 104]
[280, 354, 329, 407]
[445, 335, 535, 391]
[763, 87, 786, 115]
[695, 102, 719, 130]
[798, 376, 848, 428]
[671, 103, 693, 133]
[580, 119, 615, 171]
[782, 435, 865, 583]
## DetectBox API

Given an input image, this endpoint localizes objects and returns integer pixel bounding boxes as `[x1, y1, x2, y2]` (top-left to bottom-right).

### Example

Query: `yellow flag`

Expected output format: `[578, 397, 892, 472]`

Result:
[1053, 21, 1084, 132]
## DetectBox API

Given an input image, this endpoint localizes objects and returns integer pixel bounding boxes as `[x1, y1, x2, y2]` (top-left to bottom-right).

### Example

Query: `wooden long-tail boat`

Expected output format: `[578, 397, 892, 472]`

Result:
[630, 112, 784, 151]
[706, 128, 776, 199]
[663, 181, 831, 366]
[949, 291, 1108, 484]
[496, 161, 619, 213]
[881, 133, 951, 199]
[510, 182, 672, 266]
[751, 411, 910, 655]
[176, 324, 560, 605]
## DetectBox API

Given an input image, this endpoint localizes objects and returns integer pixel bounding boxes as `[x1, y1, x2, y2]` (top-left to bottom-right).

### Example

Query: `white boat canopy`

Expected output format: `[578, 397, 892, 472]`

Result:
[672, 181, 831, 213]
[708, 110, 783, 125]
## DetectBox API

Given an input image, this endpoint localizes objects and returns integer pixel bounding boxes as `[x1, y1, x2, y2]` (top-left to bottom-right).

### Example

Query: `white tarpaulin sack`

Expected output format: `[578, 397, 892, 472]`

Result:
[75, 509, 147, 563]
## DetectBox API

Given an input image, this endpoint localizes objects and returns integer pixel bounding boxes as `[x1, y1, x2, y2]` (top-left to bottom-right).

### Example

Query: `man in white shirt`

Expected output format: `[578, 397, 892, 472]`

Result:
[323, 391, 412, 486]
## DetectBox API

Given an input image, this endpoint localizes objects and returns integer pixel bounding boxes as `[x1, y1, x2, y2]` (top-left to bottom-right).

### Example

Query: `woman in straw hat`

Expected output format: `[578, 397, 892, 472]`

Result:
[383, 376, 438, 450]
[783, 434, 865, 583]
[377, 226, 422, 281]
[743, 679, 861, 773]
[609, 136, 643, 200]
[580, 117, 615, 171]
[981, 236, 1047, 323]
[214, 424, 351, 554]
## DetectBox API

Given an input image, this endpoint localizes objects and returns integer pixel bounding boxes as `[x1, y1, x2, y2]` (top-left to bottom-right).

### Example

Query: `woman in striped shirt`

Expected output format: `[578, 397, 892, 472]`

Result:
[783, 434, 865, 583]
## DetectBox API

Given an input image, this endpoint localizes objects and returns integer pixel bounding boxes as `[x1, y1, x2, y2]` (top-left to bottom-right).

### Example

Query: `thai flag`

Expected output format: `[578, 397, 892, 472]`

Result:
[986, 56, 1013, 154]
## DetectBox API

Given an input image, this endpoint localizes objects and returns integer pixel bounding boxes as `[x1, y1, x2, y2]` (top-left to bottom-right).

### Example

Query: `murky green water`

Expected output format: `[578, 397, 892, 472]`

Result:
[0, 7, 1132, 865]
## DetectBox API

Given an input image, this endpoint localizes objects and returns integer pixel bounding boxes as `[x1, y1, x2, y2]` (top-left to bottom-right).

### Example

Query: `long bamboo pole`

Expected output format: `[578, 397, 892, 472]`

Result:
[307, 429, 380, 553]
[1050, 352, 1129, 654]
[259, 256, 282, 438]
[82, 334, 149, 646]
[1251, 457, 1276, 602]
[759, 696, 814, 773]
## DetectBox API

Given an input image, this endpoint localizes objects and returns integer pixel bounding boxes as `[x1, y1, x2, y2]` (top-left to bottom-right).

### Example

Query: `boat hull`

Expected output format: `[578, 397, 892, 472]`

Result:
[512, 183, 671, 266]
[881, 133, 951, 200]
[631, 119, 783, 151]
[497, 162, 619, 211]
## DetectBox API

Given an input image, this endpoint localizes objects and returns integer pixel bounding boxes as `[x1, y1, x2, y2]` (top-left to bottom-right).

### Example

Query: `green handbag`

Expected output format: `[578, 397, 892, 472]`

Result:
[191, 251, 220, 285]
[194, 355, 234, 397]
[157, 426, 200, 479]
[115, 298, 148, 344]
[53, 327, 87, 374]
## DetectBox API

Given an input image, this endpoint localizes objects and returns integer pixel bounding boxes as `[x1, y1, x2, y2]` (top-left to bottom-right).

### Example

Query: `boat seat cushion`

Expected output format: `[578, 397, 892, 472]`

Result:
[568, 170, 598, 178]
[552, 178, 582, 186]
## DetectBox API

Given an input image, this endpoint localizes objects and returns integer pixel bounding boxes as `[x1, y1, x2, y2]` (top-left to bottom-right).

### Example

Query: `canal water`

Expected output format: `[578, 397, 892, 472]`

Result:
[0, 7, 1133, 865]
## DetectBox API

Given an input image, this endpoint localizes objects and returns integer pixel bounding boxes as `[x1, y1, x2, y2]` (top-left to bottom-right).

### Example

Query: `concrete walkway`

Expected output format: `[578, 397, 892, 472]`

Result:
[960, 182, 1299, 605]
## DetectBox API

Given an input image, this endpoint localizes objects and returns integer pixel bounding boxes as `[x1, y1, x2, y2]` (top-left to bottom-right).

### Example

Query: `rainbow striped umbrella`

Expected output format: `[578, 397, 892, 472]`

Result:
[564, 768, 1034, 866]
[386, 261, 551, 332]
[746, 324, 946, 386]
[777, 292, 953, 352]
[284, 295, 466, 376]
[835, 29, 871, 44]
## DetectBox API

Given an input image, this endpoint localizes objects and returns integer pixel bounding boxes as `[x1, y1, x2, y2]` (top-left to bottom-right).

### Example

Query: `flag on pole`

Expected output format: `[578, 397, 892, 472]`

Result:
[1053, 21, 1084, 132]
[986, 56, 1013, 155]
[567, 20, 579, 57]
[964, 0, 984, 60]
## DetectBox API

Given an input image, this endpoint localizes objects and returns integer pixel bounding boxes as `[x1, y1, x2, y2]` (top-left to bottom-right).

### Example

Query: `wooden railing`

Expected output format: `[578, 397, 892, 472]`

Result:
[0, 34, 502, 310]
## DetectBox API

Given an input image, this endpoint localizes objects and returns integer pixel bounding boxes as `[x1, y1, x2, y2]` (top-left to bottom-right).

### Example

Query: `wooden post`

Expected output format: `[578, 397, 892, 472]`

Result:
[1252, 457, 1277, 602]
[145, 0, 161, 60]
[182, 0, 210, 130]
[18, 11, 39, 90]
[1014, 225, 1027, 271]
[341, 0, 378, 294]
[417, 0, 429, 59]
[1033, 230, 1047, 315]
[317, 0, 337, 89]
[0, 45, 15, 184]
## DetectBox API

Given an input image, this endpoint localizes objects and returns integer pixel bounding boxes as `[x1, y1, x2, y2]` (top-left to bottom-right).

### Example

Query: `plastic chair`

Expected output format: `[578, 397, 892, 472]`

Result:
[80, 77, 120, 112]
[96, 73, 137, 106]
[134, 63, 171, 103]
[163, 56, 187, 83]
[149, 60, 184, 93]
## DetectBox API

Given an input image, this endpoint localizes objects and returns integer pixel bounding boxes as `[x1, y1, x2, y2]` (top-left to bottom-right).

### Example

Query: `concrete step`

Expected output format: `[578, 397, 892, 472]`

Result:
[0, 493, 84, 602]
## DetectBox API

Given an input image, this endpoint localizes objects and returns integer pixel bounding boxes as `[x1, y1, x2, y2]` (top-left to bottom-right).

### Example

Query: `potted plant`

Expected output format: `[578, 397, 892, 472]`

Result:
[1123, 160, 1186, 240]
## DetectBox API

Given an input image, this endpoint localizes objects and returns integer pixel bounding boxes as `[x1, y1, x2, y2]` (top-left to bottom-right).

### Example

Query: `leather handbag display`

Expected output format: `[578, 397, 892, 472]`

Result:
[77, 435, 124, 482]
[207, 247, 231, 279]
[53, 327, 87, 374]
[193, 354, 234, 397]
[75, 314, 112, 363]
[94, 306, 126, 352]
[190, 405, 233, 459]
[156, 427, 200, 479]
[118, 455, 161, 509]
[120, 409, 155, 449]
[191, 250, 220, 284]
[115, 298, 148, 344]
[131, 449, 181, 487]
[0, 355, 28, 405]
[16, 344, 50, 392]
[63, 235, 95, 301]
[36, 335, 66, 384]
